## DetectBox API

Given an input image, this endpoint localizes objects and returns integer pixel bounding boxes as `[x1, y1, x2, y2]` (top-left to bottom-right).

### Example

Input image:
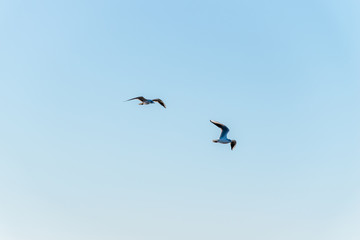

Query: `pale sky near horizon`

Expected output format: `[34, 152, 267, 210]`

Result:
[0, 0, 359, 239]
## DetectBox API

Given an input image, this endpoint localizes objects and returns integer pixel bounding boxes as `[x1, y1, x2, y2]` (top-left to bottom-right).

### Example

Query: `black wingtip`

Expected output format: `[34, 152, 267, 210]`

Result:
[230, 140, 237, 150]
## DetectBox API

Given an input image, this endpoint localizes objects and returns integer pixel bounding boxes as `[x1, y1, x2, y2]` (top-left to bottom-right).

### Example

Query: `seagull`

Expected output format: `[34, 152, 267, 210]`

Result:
[125, 96, 166, 108]
[210, 120, 237, 150]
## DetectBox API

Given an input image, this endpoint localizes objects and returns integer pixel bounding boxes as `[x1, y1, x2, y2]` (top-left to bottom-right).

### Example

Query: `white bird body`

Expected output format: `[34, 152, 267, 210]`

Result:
[210, 120, 237, 150]
[215, 138, 232, 144]
[139, 100, 154, 105]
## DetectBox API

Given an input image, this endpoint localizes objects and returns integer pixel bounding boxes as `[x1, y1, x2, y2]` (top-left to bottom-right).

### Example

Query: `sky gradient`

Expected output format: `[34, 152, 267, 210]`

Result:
[0, 0, 359, 239]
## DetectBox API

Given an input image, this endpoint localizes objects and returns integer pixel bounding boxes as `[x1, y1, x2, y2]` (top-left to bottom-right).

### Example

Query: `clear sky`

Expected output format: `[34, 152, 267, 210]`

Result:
[0, 0, 359, 239]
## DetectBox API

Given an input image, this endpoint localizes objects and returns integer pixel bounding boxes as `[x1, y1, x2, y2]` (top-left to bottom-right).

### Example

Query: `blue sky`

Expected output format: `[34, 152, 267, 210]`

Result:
[0, 0, 359, 239]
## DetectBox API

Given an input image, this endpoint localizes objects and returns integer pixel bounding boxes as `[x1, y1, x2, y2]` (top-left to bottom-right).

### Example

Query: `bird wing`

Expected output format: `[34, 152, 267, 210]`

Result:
[126, 96, 147, 102]
[210, 120, 229, 139]
[231, 140, 237, 150]
[153, 99, 166, 108]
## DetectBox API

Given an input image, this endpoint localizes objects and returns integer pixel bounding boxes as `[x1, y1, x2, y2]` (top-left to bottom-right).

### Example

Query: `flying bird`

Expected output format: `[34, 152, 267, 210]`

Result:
[126, 96, 166, 108]
[210, 120, 237, 150]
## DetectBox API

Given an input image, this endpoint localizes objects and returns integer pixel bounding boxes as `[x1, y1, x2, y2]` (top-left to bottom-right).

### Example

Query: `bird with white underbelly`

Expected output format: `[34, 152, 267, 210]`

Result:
[126, 96, 166, 108]
[210, 120, 237, 150]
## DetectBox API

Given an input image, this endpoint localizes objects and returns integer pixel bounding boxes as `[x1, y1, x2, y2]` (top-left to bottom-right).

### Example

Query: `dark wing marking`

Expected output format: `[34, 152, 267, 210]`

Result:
[210, 120, 229, 139]
[126, 96, 147, 102]
[231, 140, 237, 150]
[153, 99, 166, 108]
